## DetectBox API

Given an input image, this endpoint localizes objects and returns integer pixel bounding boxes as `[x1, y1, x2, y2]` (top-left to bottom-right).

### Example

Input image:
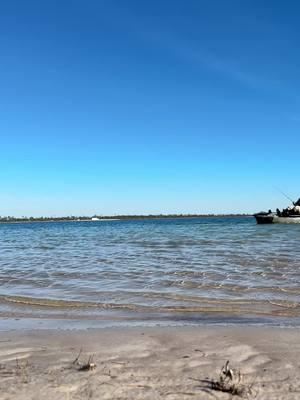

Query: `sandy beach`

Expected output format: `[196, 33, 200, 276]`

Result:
[0, 326, 299, 399]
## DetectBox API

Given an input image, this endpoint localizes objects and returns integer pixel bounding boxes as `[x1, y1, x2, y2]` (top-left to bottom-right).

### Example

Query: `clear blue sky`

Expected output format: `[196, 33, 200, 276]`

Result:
[1, 0, 299, 216]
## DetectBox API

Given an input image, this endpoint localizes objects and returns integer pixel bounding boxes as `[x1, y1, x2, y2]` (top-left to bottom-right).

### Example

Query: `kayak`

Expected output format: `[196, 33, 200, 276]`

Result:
[254, 213, 300, 224]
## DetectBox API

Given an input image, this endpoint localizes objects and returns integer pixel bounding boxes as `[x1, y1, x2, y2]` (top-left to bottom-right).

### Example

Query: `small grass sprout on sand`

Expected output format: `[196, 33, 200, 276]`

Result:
[72, 349, 97, 372]
[211, 360, 248, 396]
[15, 358, 30, 383]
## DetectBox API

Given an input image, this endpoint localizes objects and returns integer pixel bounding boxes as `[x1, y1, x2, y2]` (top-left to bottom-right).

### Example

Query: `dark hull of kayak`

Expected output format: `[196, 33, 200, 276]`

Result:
[254, 214, 274, 224]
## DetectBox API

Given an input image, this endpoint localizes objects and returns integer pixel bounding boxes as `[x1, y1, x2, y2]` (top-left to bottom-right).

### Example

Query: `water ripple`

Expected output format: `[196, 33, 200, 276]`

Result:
[0, 217, 300, 320]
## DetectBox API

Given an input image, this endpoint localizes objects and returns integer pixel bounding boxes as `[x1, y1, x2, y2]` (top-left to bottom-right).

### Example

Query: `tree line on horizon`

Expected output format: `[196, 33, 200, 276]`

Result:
[0, 213, 251, 222]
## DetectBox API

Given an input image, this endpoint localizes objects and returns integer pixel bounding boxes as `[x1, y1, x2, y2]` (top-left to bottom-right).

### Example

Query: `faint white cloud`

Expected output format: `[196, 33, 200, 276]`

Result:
[109, 1, 286, 93]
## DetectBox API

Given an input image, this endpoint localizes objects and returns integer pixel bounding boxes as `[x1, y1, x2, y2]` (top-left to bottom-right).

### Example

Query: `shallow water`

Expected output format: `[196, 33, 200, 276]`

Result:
[1, 217, 300, 326]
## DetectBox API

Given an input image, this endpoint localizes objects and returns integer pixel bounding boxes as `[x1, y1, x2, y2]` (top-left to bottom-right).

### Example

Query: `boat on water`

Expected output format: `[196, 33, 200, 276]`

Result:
[254, 212, 300, 224]
[254, 197, 300, 224]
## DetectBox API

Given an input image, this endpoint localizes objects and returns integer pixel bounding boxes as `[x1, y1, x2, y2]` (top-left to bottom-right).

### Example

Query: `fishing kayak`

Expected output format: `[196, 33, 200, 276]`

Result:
[254, 212, 300, 224]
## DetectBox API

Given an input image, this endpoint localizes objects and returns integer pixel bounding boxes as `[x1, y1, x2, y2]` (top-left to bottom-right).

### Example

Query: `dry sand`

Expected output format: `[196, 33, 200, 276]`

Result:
[0, 326, 299, 399]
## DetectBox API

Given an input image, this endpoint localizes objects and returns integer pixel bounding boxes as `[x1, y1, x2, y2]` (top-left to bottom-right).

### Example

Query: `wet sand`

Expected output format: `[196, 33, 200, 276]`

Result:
[0, 326, 300, 399]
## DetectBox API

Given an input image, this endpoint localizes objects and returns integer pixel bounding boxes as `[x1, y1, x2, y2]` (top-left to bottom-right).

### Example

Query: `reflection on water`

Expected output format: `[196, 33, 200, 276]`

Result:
[0, 217, 300, 323]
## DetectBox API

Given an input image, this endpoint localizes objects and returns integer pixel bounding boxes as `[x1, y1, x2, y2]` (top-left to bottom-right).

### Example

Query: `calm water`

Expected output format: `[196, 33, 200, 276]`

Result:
[1, 217, 300, 327]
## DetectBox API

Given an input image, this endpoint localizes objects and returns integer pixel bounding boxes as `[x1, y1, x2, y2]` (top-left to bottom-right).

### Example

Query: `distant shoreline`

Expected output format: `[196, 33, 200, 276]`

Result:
[0, 214, 252, 224]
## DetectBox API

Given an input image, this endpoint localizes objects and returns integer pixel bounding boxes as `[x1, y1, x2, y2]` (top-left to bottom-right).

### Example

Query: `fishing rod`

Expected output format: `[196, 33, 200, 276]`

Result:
[274, 187, 295, 204]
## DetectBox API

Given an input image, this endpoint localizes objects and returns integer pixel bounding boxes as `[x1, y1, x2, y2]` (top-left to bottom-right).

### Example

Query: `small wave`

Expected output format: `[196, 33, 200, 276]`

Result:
[0, 295, 141, 311]
[1, 294, 300, 318]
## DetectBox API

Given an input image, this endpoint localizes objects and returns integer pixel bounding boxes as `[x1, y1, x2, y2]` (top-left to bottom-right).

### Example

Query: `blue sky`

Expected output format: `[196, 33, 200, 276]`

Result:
[0, 0, 299, 216]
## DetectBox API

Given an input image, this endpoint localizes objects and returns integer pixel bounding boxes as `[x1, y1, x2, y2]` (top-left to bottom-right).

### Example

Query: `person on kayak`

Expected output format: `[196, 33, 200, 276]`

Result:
[290, 198, 300, 214]
[275, 197, 300, 217]
[294, 198, 300, 207]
